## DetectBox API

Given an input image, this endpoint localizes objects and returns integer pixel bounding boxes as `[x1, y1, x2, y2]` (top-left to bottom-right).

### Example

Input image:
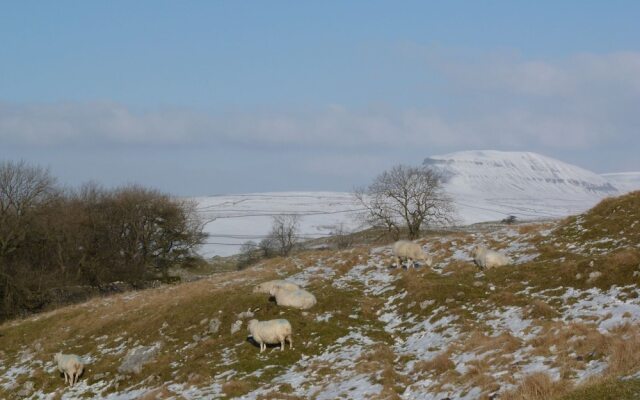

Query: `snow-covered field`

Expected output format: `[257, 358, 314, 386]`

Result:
[194, 151, 637, 257]
[193, 192, 366, 257]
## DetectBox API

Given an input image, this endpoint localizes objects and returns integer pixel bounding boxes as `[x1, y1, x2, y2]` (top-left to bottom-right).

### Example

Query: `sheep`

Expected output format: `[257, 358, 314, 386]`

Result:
[53, 352, 84, 387]
[269, 286, 317, 310]
[253, 279, 300, 294]
[471, 245, 511, 270]
[247, 319, 293, 353]
[392, 240, 433, 268]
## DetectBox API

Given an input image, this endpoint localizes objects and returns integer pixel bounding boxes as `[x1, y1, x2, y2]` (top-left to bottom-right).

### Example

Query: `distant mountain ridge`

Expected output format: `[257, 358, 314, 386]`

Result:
[423, 150, 623, 224]
[194, 151, 638, 256]
[424, 150, 618, 197]
[601, 172, 640, 194]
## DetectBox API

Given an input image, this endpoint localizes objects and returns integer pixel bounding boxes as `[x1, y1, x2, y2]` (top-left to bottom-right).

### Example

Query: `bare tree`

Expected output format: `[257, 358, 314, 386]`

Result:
[355, 188, 400, 239]
[330, 223, 354, 249]
[0, 162, 208, 320]
[0, 161, 58, 318]
[237, 240, 259, 270]
[355, 164, 455, 239]
[0, 161, 57, 257]
[269, 214, 300, 256]
[258, 236, 276, 258]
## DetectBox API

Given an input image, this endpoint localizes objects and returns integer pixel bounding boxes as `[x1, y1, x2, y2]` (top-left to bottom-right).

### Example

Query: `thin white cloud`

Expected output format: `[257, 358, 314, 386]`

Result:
[1, 51, 639, 154]
[0, 102, 209, 145]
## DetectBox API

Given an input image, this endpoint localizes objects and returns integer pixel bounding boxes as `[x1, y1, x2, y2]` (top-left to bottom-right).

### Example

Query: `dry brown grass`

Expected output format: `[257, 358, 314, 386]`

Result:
[462, 357, 500, 394]
[488, 290, 521, 307]
[413, 351, 455, 375]
[222, 380, 255, 397]
[138, 386, 174, 399]
[331, 247, 370, 274]
[256, 392, 306, 400]
[359, 296, 386, 320]
[502, 372, 566, 400]
[606, 329, 640, 375]
[606, 248, 640, 267]
[460, 331, 521, 357]
[426, 239, 450, 254]
[356, 343, 409, 396]
[526, 299, 559, 320]
[518, 224, 542, 235]
[442, 260, 477, 274]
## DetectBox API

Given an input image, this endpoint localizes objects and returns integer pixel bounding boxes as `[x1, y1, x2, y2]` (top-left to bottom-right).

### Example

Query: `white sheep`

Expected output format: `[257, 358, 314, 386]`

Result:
[392, 240, 433, 268]
[471, 245, 511, 270]
[270, 287, 317, 310]
[253, 280, 300, 294]
[54, 352, 84, 386]
[247, 319, 293, 353]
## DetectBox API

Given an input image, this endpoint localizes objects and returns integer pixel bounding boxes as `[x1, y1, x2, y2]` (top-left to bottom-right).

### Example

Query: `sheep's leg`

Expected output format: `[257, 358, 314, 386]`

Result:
[280, 338, 285, 351]
[64, 372, 68, 385]
[288, 335, 293, 349]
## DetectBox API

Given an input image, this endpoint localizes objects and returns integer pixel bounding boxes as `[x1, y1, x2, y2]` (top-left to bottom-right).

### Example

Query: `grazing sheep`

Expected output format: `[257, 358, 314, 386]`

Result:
[253, 280, 300, 294]
[247, 319, 293, 353]
[54, 353, 84, 386]
[471, 245, 511, 270]
[270, 287, 317, 310]
[392, 240, 433, 268]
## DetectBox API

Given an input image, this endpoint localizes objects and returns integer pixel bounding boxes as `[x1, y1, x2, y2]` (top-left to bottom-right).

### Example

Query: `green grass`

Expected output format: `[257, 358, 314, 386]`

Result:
[557, 377, 640, 400]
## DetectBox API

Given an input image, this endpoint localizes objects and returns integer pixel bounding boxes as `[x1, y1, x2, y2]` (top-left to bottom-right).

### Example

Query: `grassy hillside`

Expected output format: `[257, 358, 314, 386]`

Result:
[1, 192, 639, 399]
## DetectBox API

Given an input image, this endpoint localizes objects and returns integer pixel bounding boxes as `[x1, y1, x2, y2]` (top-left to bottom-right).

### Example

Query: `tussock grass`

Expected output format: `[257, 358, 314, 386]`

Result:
[502, 372, 566, 400]
[357, 343, 409, 396]
[413, 351, 455, 375]
[557, 377, 640, 400]
[222, 380, 255, 397]
[526, 299, 559, 320]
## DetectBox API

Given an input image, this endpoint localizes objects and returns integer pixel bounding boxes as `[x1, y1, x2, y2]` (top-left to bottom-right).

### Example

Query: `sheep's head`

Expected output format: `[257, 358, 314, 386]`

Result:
[471, 245, 482, 258]
[269, 286, 282, 297]
[53, 352, 62, 362]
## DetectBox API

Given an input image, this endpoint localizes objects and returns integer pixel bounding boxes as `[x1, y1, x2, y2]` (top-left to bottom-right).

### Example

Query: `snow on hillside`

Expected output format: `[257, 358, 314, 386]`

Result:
[193, 192, 366, 257]
[194, 151, 631, 257]
[601, 172, 640, 193]
[3, 192, 640, 399]
[424, 150, 620, 225]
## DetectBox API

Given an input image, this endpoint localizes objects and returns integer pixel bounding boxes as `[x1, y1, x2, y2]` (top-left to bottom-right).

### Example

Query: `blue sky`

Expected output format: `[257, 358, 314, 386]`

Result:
[1, 1, 639, 194]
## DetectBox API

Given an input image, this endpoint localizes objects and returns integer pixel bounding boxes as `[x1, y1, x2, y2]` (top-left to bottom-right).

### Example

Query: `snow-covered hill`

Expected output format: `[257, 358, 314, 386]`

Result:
[601, 172, 640, 194]
[194, 151, 632, 257]
[423, 150, 620, 225]
[3, 192, 640, 399]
